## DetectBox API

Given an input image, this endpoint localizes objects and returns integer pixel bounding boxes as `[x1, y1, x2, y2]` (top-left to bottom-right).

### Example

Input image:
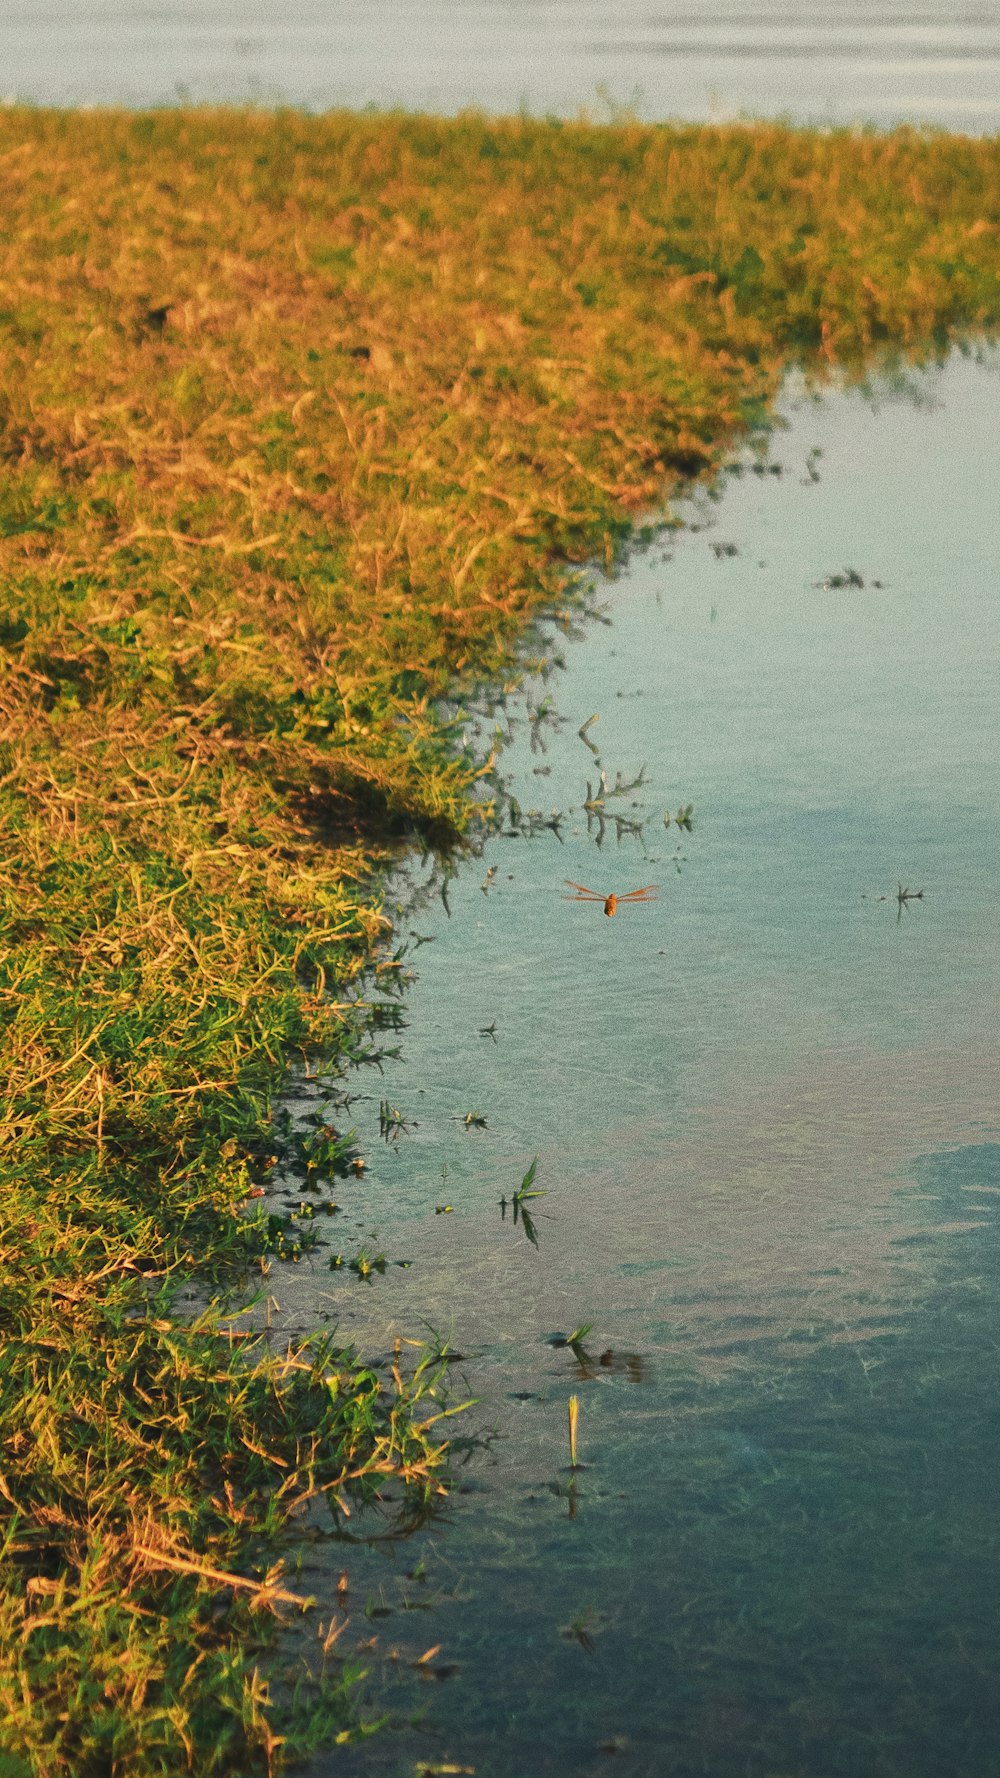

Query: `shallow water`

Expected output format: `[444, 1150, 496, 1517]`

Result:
[260, 351, 1000, 1776]
[7, 0, 1000, 132]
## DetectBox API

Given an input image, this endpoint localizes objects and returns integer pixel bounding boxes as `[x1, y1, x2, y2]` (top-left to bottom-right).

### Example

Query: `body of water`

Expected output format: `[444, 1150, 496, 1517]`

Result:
[241, 351, 1000, 1777]
[5, 0, 1000, 131]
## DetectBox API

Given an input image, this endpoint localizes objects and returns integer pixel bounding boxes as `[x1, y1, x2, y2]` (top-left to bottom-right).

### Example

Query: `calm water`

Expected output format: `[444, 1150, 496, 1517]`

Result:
[252, 351, 1000, 1777]
[5, 0, 1000, 131]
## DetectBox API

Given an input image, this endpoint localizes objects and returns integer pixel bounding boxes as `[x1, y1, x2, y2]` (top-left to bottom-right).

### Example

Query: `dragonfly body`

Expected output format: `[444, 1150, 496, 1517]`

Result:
[563, 880, 657, 916]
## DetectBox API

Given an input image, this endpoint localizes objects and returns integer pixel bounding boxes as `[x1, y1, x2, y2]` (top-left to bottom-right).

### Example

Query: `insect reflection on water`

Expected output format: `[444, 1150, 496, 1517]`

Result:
[562, 880, 658, 917]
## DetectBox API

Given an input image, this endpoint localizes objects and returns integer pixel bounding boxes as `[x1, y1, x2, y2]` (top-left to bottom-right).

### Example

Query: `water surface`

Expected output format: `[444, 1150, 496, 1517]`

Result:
[7, 0, 1000, 130]
[257, 351, 1000, 1777]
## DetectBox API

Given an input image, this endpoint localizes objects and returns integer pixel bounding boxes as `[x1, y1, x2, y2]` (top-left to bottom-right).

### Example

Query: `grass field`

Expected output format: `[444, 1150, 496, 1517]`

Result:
[1, 107, 999, 1774]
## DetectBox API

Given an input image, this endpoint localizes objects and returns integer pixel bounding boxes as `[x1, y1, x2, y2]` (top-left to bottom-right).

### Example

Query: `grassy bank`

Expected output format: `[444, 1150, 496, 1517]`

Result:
[1, 108, 999, 1774]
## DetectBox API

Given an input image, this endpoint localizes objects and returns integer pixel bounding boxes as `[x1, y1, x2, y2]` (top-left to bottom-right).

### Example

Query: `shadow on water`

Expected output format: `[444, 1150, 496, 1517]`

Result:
[257, 350, 1000, 1775]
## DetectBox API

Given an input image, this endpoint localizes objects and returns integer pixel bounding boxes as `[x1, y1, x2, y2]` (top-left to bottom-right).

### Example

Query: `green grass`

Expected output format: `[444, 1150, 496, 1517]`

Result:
[0, 105, 999, 1773]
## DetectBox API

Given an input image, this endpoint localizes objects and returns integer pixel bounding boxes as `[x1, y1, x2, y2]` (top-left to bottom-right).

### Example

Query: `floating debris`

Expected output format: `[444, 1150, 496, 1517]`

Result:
[578, 712, 601, 754]
[804, 446, 823, 483]
[879, 882, 926, 919]
[816, 566, 865, 590]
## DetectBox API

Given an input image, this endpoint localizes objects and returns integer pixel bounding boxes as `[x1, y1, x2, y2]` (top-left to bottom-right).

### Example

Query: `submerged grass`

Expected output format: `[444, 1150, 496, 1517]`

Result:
[1, 106, 999, 1773]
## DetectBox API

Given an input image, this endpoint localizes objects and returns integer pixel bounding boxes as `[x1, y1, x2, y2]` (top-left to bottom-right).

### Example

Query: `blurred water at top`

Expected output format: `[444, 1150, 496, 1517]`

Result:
[5, 0, 1000, 131]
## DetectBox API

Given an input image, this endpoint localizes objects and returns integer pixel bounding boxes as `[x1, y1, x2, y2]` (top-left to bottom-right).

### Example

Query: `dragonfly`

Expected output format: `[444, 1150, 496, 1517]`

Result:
[563, 880, 658, 917]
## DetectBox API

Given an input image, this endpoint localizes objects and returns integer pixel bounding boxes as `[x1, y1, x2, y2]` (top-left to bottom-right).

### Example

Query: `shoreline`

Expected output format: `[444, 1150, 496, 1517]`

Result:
[1, 106, 999, 1773]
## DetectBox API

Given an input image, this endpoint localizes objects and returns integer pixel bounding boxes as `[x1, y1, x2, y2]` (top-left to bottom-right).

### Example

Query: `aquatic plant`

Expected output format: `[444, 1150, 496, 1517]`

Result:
[560, 1603, 600, 1653]
[568, 1394, 581, 1469]
[379, 1098, 413, 1139]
